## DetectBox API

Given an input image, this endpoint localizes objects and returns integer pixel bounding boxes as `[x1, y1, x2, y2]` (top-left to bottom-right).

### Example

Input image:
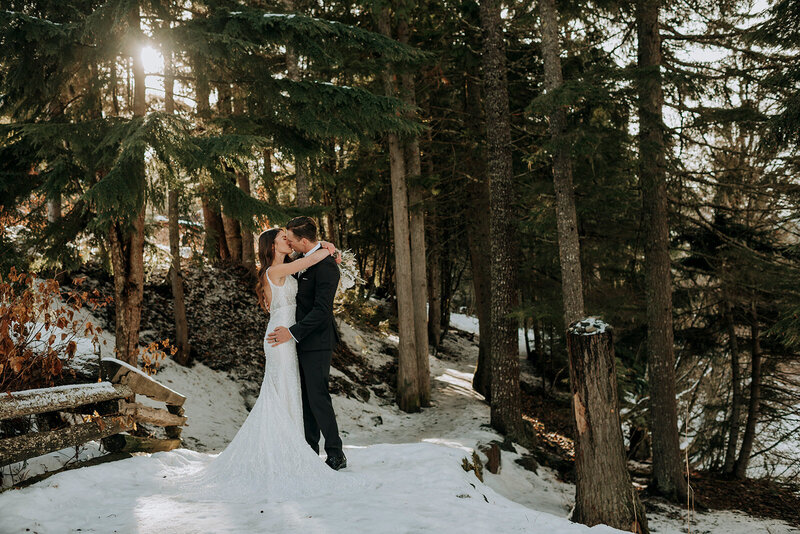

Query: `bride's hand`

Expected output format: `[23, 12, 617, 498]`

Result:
[321, 241, 342, 264]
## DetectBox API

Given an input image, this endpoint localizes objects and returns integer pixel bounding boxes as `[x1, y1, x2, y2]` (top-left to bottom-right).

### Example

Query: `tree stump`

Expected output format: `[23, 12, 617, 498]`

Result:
[479, 442, 502, 474]
[566, 317, 648, 534]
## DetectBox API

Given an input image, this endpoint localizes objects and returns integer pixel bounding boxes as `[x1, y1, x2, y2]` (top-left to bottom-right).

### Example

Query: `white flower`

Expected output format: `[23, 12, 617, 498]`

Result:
[335, 250, 365, 294]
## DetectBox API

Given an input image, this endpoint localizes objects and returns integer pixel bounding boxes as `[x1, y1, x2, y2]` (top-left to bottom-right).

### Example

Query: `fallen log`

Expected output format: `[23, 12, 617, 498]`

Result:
[101, 359, 186, 406]
[119, 401, 187, 427]
[0, 415, 134, 467]
[0, 383, 133, 421]
[101, 434, 181, 454]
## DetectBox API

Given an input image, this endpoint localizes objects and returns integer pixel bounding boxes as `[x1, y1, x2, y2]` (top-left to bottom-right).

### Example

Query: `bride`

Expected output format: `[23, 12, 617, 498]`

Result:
[173, 227, 348, 501]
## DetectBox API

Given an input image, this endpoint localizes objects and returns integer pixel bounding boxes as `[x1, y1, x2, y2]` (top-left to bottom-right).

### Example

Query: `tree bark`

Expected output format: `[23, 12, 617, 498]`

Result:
[109, 9, 147, 368]
[479, 0, 525, 439]
[427, 247, 442, 348]
[0, 416, 134, 467]
[237, 171, 256, 270]
[463, 55, 494, 403]
[566, 320, 649, 533]
[200, 198, 229, 260]
[194, 54, 228, 261]
[47, 194, 61, 223]
[165, 49, 191, 366]
[282, 0, 311, 208]
[422, 102, 442, 350]
[722, 291, 742, 474]
[102, 434, 181, 454]
[539, 0, 585, 326]
[217, 83, 243, 262]
[636, 0, 688, 501]
[398, 14, 431, 407]
[0, 383, 132, 420]
[377, 7, 420, 413]
[119, 401, 187, 427]
[233, 87, 256, 272]
[733, 301, 762, 479]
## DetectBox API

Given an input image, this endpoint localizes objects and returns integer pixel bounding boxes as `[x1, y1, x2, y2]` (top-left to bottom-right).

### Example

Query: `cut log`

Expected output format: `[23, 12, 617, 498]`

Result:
[119, 401, 187, 427]
[0, 383, 133, 421]
[101, 358, 186, 406]
[0, 415, 134, 467]
[566, 317, 648, 533]
[101, 434, 181, 454]
[164, 405, 184, 440]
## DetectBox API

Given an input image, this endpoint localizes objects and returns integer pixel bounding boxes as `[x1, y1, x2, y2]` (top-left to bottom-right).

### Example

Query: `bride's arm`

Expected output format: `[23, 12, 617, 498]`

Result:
[268, 248, 331, 279]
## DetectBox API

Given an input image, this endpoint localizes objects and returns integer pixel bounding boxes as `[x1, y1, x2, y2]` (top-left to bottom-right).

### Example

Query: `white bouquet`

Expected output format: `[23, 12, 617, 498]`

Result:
[334, 249, 365, 294]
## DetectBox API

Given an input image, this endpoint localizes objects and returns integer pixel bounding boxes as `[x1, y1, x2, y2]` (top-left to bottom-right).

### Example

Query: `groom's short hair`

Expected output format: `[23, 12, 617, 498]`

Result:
[286, 216, 318, 242]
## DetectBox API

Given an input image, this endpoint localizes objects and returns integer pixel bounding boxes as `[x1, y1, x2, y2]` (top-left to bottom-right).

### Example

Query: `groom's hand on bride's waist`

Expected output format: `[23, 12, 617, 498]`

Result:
[267, 326, 293, 347]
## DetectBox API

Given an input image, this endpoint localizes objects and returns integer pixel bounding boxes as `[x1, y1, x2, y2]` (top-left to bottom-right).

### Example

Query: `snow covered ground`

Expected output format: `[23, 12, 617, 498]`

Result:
[1, 313, 797, 533]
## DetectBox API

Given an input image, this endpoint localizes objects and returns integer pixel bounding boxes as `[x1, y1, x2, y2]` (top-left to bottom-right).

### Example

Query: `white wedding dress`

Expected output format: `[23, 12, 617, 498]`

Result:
[169, 267, 348, 502]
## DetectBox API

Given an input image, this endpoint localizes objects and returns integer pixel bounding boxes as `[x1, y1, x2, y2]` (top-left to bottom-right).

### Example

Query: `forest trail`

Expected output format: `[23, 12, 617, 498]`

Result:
[1, 316, 796, 534]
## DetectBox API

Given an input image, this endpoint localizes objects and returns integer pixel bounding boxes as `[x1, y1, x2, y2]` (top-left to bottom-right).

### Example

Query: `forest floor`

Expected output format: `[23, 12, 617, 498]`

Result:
[1, 263, 798, 533]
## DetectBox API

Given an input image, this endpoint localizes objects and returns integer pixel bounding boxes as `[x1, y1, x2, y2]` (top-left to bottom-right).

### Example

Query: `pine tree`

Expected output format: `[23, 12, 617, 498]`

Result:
[376, 3, 420, 413]
[479, 0, 526, 440]
[636, 0, 688, 501]
[1, 1, 425, 370]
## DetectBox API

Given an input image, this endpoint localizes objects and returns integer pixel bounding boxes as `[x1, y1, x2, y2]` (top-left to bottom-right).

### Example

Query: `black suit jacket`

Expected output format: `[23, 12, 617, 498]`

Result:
[289, 255, 341, 353]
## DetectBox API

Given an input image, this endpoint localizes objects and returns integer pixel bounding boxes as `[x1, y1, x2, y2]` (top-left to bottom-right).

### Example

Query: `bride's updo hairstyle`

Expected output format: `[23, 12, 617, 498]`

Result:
[255, 228, 282, 313]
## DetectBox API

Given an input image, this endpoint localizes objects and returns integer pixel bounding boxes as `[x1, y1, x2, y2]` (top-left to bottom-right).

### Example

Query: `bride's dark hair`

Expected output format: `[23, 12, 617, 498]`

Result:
[255, 228, 291, 313]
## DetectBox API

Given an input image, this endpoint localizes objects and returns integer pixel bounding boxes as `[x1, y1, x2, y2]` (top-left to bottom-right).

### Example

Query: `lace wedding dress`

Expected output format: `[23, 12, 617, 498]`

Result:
[169, 267, 349, 502]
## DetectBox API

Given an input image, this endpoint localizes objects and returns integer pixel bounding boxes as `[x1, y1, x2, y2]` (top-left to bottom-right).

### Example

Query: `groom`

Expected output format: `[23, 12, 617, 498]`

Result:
[267, 216, 347, 470]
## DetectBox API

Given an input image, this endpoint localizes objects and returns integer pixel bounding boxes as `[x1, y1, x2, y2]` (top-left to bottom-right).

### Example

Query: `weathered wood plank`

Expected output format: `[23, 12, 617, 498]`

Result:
[101, 358, 186, 406]
[0, 383, 133, 421]
[101, 434, 181, 454]
[119, 401, 187, 427]
[0, 415, 134, 467]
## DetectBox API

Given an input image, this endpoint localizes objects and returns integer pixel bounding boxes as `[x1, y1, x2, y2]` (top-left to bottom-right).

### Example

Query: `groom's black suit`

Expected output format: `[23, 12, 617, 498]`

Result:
[289, 255, 343, 457]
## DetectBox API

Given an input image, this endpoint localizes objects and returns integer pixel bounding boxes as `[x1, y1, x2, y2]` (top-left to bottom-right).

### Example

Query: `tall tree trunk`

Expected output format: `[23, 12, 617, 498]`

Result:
[479, 0, 525, 439]
[323, 143, 340, 244]
[237, 171, 256, 270]
[567, 321, 649, 533]
[233, 87, 256, 272]
[109, 212, 145, 367]
[539, 0, 585, 325]
[541, 2, 644, 525]
[217, 83, 243, 262]
[262, 148, 279, 206]
[194, 54, 228, 261]
[164, 48, 191, 366]
[109, 8, 147, 367]
[636, 0, 688, 501]
[377, 7, 420, 413]
[424, 112, 442, 350]
[463, 46, 493, 402]
[283, 0, 310, 208]
[398, 13, 431, 407]
[733, 301, 762, 479]
[722, 291, 742, 474]
[201, 199, 229, 260]
[47, 194, 61, 223]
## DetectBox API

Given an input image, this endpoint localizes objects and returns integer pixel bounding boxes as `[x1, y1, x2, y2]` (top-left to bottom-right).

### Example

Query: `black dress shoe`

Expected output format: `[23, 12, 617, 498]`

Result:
[325, 454, 347, 471]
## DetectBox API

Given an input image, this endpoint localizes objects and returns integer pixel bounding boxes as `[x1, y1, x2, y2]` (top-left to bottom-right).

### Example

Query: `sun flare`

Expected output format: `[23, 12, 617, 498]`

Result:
[140, 46, 163, 74]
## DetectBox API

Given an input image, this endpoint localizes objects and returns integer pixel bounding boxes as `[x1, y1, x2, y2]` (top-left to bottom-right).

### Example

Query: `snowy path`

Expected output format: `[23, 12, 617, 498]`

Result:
[1, 319, 797, 533]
